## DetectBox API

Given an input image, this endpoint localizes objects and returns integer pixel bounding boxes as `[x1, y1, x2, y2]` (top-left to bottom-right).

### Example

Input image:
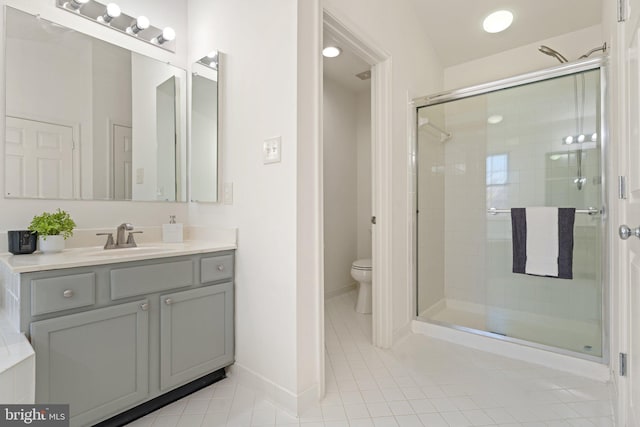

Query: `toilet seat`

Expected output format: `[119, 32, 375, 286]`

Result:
[352, 259, 372, 270]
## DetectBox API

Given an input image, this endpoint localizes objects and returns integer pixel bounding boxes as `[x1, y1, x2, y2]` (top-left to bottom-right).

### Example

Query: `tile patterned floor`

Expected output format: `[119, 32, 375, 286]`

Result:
[128, 291, 615, 427]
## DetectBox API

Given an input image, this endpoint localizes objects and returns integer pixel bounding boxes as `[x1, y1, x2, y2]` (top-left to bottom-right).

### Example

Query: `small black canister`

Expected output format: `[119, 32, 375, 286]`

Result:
[8, 230, 37, 255]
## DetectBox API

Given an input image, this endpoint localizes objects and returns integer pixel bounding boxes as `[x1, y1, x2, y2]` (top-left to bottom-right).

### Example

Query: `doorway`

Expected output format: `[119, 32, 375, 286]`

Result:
[319, 10, 393, 397]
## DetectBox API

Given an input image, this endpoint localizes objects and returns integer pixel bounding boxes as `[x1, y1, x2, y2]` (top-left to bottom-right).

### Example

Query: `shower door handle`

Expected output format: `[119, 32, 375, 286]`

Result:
[619, 225, 640, 240]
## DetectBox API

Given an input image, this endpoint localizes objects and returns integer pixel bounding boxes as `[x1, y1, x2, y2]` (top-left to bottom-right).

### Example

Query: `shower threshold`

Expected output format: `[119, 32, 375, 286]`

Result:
[417, 299, 604, 363]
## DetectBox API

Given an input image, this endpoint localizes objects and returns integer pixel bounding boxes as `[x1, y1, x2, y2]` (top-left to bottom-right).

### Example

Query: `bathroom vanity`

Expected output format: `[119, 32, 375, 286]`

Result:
[0, 242, 235, 426]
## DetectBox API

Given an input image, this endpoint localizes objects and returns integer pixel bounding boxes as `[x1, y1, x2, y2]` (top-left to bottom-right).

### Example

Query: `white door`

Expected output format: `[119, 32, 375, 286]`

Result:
[619, 0, 640, 424]
[113, 124, 133, 200]
[5, 117, 74, 198]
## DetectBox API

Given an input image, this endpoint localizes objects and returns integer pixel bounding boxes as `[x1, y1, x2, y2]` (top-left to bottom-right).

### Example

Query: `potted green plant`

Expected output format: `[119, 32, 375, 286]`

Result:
[28, 209, 76, 253]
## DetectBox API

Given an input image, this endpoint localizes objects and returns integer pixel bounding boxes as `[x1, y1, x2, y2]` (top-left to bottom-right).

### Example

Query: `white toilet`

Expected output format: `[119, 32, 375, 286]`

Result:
[351, 259, 372, 314]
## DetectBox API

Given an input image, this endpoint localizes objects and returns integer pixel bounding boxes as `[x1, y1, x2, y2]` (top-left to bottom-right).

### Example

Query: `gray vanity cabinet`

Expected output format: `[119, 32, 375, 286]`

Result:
[12, 250, 235, 427]
[160, 282, 234, 390]
[30, 299, 150, 426]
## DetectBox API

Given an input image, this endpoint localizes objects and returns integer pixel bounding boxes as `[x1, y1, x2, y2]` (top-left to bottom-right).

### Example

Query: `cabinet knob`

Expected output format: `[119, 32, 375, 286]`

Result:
[165, 298, 173, 305]
[139, 302, 149, 311]
[217, 265, 224, 271]
[63, 289, 74, 298]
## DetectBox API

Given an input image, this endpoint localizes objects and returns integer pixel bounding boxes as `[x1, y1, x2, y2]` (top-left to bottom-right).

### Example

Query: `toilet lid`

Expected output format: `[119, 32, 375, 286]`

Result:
[352, 259, 372, 270]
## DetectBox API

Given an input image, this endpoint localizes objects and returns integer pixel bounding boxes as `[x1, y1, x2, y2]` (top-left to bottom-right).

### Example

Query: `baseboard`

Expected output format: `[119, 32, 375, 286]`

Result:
[324, 283, 357, 300]
[228, 364, 319, 416]
[419, 298, 446, 318]
[412, 320, 610, 382]
[392, 322, 412, 346]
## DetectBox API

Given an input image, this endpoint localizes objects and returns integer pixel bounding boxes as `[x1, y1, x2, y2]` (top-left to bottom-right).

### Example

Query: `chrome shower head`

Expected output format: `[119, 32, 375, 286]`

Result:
[538, 45, 568, 63]
[579, 42, 607, 59]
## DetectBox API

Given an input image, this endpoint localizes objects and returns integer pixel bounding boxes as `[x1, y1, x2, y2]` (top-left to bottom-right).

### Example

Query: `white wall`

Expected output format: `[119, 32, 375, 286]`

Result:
[186, 0, 302, 408]
[0, 0, 189, 233]
[356, 90, 372, 260]
[323, 78, 358, 297]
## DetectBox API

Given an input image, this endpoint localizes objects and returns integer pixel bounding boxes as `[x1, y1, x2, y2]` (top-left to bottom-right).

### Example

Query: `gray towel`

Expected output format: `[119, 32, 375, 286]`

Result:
[510, 207, 575, 279]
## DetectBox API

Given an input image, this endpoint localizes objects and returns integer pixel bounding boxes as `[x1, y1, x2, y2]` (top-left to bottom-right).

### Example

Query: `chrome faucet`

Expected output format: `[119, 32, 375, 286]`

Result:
[116, 223, 134, 246]
[96, 223, 143, 249]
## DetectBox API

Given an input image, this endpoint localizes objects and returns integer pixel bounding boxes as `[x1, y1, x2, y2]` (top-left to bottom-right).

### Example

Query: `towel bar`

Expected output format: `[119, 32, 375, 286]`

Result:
[487, 207, 600, 216]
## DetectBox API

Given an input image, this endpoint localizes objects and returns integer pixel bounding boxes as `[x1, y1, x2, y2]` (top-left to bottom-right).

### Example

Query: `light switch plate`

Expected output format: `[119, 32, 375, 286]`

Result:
[263, 137, 281, 164]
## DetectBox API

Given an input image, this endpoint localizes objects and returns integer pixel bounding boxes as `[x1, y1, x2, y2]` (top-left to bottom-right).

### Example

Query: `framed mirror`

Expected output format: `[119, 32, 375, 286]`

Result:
[190, 54, 219, 203]
[4, 6, 187, 201]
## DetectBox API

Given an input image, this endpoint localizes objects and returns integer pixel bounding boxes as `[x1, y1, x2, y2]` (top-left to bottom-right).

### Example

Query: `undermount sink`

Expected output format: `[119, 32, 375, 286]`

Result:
[78, 246, 172, 258]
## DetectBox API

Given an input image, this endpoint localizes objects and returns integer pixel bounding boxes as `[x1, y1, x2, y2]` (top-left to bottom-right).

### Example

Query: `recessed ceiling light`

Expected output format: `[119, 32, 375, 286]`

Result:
[487, 115, 503, 124]
[322, 46, 342, 58]
[483, 10, 513, 33]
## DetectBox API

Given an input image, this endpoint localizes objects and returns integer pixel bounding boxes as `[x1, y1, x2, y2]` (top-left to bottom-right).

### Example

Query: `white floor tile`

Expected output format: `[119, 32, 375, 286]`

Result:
[128, 291, 614, 427]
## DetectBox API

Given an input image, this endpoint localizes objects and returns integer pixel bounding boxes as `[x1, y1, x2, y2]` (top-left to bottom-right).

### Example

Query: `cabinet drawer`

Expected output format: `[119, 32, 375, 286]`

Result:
[201, 255, 233, 283]
[111, 260, 194, 300]
[31, 273, 96, 316]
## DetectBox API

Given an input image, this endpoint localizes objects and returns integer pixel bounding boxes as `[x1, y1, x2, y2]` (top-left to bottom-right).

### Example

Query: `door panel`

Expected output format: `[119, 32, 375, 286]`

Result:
[113, 124, 133, 200]
[160, 284, 234, 390]
[5, 116, 74, 198]
[30, 300, 149, 427]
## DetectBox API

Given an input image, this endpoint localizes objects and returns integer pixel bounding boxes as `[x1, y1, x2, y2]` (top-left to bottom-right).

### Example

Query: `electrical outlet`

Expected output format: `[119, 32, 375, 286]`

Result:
[263, 137, 281, 164]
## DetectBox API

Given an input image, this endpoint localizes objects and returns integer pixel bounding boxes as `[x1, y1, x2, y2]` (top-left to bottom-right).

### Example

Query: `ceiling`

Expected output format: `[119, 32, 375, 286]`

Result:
[410, 0, 603, 67]
[323, 0, 603, 92]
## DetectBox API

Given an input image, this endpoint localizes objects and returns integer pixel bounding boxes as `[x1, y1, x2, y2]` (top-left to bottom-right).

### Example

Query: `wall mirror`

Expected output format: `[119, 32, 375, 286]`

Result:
[4, 6, 187, 201]
[190, 54, 219, 202]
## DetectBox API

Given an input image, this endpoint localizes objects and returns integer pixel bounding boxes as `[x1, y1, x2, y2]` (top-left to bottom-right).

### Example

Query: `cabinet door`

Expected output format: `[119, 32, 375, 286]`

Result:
[30, 299, 149, 427]
[160, 283, 234, 390]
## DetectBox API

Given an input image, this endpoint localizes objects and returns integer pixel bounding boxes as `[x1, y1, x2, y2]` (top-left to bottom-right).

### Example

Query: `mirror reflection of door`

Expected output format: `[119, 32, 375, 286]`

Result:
[190, 69, 219, 202]
[112, 124, 133, 200]
[5, 116, 75, 199]
[156, 76, 177, 201]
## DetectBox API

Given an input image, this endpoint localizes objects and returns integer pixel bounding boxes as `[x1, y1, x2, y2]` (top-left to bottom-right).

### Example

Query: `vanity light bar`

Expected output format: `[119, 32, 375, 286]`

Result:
[197, 51, 219, 70]
[56, 0, 176, 52]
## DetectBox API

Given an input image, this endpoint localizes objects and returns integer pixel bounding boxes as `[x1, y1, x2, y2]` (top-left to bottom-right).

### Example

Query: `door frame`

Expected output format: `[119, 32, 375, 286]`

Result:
[318, 9, 393, 394]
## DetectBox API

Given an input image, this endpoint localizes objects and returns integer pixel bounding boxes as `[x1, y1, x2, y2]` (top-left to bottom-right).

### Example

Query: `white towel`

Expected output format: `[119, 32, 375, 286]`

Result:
[525, 207, 559, 277]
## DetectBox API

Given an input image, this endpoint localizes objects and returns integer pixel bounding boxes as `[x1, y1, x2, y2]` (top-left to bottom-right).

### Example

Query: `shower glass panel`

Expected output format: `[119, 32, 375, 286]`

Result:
[416, 68, 603, 358]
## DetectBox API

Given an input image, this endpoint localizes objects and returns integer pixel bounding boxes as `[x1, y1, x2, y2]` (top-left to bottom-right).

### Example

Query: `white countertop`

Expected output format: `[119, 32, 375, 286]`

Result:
[0, 240, 236, 273]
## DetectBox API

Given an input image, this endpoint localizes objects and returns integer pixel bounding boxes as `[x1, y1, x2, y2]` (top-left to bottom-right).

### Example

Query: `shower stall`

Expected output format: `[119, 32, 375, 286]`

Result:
[414, 57, 607, 362]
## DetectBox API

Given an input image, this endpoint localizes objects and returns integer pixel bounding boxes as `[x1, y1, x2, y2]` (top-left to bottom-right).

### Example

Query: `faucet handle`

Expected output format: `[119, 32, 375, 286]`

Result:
[96, 233, 115, 249]
[126, 231, 143, 246]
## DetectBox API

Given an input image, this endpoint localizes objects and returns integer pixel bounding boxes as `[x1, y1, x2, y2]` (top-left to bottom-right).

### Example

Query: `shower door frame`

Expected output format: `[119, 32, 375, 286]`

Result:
[412, 57, 610, 364]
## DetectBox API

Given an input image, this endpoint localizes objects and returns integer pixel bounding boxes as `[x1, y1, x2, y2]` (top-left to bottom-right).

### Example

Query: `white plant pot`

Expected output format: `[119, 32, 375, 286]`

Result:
[38, 235, 65, 253]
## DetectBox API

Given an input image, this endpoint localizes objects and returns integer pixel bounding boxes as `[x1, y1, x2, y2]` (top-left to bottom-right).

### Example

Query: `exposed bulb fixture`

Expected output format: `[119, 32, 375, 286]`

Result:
[562, 133, 598, 145]
[65, 0, 89, 10]
[564, 136, 574, 144]
[322, 46, 342, 58]
[56, 0, 176, 52]
[127, 16, 150, 34]
[487, 115, 503, 124]
[483, 10, 513, 33]
[156, 27, 176, 44]
[591, 132, 598, 141]
[98, 3, 121, 24]
[207, 51, 218, 67]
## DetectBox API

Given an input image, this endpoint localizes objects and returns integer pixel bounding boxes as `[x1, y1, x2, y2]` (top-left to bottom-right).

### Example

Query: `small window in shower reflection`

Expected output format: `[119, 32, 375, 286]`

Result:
[486, 153, 509, 209]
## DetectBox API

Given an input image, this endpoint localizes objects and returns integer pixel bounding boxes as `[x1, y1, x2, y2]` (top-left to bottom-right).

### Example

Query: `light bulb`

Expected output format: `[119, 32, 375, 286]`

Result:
[156, 27, 176, 44]
[577, 134, 585, 143]
[127, 16, 150, 34]
[591, 132, 598, 141]
[66, 0, 89, 10]
[98, 3, 121, 23]
[483, 10, 514, 33]
[322, 46, 341, 58]
[564, 136, 574, 144]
